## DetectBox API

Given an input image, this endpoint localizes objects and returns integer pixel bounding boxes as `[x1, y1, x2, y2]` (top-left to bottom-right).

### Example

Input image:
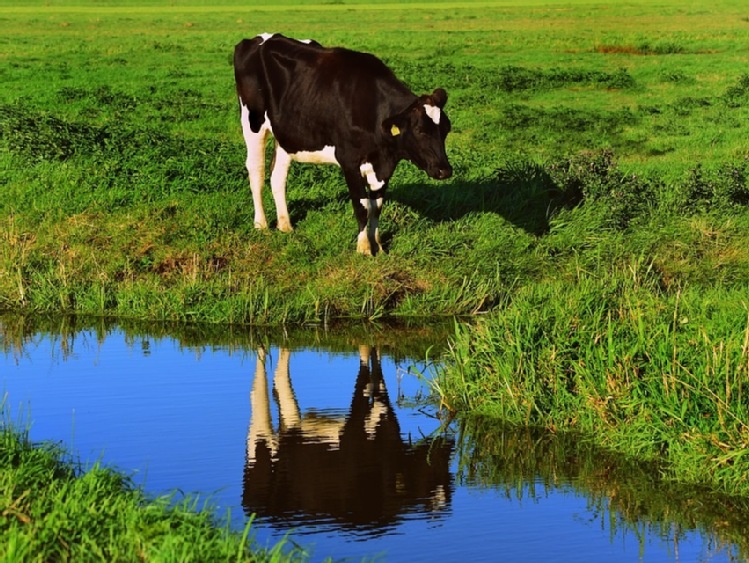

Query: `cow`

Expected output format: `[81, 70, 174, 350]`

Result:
[233, 33, 453, 255]
[244, 345, 453, 530]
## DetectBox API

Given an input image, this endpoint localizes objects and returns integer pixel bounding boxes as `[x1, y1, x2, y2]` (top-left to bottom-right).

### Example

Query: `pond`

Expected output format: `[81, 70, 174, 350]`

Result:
[1, 316, 747, 562]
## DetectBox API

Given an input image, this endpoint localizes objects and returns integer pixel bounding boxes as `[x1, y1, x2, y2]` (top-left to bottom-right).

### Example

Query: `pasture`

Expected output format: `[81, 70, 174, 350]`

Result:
[3, 0, 749, 496]
[2, 0, 749, 322]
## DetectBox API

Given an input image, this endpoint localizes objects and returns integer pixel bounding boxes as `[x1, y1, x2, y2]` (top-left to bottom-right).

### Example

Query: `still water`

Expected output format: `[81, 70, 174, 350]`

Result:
[1, 317, 747, 562]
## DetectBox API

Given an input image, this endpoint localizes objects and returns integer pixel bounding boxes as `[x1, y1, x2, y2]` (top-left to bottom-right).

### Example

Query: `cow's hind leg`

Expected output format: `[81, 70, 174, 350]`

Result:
[270, 145, 294, 232]
[240, 103, 269, 229]
[247, 347, 275, 466]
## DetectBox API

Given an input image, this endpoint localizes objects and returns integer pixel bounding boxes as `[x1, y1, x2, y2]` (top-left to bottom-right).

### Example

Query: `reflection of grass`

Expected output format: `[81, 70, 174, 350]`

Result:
[0, 312, 457, 364]
[455, 418, 749, 559]
[0, 422, 309, 561]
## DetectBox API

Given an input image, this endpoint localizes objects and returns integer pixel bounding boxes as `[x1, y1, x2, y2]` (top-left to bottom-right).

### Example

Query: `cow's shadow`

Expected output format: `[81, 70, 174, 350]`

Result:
[282, 161, 582, 251]
[243, 345, 453, 533]
[389, 165, 582, 236]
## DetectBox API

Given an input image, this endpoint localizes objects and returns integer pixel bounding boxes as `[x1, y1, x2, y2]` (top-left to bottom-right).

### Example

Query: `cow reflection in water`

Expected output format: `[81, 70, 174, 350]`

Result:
[244, 346, 452, 532]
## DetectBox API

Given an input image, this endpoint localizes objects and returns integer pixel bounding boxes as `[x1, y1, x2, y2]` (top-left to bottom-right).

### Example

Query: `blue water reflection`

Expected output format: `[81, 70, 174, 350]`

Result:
[244, 346, 453, 536]
[0, 319, 743, 562]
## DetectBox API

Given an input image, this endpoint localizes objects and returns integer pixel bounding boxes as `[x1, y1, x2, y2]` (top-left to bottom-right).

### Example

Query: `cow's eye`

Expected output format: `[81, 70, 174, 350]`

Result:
[413, 120, 430, 134]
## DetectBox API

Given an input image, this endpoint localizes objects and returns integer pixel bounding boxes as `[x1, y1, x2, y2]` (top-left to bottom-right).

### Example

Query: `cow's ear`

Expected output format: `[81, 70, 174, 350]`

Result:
[382, 114, 406, 138]
[430, 88, 448, 109]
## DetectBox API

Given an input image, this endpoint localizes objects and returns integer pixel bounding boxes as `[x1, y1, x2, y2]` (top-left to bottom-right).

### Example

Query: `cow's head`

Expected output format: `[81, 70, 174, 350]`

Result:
[383, 88, 452, 180]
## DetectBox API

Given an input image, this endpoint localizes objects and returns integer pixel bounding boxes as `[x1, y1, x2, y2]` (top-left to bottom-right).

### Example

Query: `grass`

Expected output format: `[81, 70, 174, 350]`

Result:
[0, 418, 310, 562]
[3, 0, 749, 323]
[433, 273, 749, 496]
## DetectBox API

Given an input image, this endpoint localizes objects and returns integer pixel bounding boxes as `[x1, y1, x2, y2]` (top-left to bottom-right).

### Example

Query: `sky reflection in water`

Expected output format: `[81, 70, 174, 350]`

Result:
[0, 319, 744, 562]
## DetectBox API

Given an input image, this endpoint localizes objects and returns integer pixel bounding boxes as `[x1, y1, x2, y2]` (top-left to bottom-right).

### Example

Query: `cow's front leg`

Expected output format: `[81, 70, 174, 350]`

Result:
[343, 166, 373, 255]
[354, 199, 373, 255]
[367, 194, 385, 255]
[360, 162, 388, 255]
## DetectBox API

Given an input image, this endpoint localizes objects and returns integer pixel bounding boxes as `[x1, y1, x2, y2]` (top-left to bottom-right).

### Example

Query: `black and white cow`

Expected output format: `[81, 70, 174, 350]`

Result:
[233, 33, 453, 255]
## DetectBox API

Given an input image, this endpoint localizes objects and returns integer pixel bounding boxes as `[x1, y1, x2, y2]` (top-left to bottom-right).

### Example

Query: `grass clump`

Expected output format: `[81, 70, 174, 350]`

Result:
[0, 422, 309, 562]
[433, 277, 749, 496]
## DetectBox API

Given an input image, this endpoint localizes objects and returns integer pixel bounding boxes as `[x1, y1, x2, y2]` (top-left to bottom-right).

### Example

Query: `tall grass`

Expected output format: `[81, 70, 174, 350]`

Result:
[433, 275, 749, 495]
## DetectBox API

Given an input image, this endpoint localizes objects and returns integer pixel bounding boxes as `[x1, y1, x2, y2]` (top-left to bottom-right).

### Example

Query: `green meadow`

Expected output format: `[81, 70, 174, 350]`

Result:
[3, 0, 749, 533]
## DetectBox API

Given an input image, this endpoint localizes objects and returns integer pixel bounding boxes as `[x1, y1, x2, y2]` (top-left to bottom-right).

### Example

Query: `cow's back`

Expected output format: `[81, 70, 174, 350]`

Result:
[234, 34, 413, 142]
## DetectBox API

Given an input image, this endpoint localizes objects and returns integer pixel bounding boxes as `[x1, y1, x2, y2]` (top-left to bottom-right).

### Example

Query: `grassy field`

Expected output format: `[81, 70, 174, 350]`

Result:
[3, 0, 749, 502]
[3, 0, 749, 322]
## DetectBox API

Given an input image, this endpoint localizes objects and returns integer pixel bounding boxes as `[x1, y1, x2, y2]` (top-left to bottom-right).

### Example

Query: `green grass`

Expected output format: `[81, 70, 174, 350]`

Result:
[0, 420, 310, 562]
[3, 0, 749, 502]
[3, 0, 749, 323]
[433, 273, 749, 495]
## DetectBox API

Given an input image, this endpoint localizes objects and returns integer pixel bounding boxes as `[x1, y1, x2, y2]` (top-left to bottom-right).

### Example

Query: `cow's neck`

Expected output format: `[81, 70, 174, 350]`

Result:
[364, 149, 399, 183]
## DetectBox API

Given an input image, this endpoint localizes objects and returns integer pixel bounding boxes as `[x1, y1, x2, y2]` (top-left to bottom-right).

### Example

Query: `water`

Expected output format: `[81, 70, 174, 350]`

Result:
[1, 317, 746, 562]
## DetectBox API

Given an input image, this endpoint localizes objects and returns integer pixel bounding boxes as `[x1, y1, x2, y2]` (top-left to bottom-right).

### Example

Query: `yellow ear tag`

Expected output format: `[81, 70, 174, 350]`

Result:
[390, 124, 401, 136]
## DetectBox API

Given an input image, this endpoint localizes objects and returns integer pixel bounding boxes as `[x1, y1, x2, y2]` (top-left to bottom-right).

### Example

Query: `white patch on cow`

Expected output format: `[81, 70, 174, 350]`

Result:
[424, 103, 441, 125]
[258, 33, 315, 46]
[290, 145, 339, 165]
[359, 162, 385, 191]
[358, 196, 383, 255]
